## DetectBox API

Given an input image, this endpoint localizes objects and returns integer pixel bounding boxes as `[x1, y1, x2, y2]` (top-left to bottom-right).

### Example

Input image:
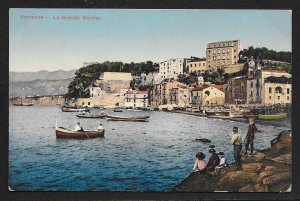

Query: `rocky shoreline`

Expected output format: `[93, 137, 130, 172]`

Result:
[172, 130, 292, 192]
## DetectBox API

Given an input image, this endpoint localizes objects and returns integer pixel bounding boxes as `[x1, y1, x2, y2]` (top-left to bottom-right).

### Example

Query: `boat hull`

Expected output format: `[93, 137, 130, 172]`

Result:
[259, 113, 287, 120]
[76, 114, 106, 118]
[56, 128, 105, 138]
[106, 118, 148, 122]
[105, 115, 150, 119]
[62, 107, 89, 112]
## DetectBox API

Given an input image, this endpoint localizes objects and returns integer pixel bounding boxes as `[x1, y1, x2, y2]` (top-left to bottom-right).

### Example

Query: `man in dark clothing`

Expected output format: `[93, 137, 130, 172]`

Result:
[245, 113, 258, 155]
[205, 149, 220, 172]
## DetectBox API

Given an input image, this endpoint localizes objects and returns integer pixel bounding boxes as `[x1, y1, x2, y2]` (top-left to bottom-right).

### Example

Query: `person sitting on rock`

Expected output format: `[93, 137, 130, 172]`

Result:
[215, 152, 227, 174]
[191, 152, 206, 173]
[205, 149, 220, 172]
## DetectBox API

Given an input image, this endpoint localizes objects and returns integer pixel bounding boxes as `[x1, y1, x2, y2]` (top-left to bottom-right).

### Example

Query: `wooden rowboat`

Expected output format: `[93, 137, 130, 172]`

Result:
[55, 127, 105, 138]
[62, 107, 89, 112]
[76, 114, 106, 118]
[106, 115, 150, 119]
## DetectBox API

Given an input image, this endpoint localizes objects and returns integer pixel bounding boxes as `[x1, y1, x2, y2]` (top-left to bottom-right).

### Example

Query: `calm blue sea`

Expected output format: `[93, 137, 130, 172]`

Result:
[9, 105, 291, 191]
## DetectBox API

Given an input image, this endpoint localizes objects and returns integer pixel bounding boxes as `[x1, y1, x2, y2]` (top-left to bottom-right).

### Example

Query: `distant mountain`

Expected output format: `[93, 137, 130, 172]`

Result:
[9, 69, 77, 82]
[9, 78, 73, 97]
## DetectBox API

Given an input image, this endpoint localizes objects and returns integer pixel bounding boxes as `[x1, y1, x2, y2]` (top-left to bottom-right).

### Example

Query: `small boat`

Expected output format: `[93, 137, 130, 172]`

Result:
[55, 127, 105, 139]
[105, 115, 150, 119]
[76, 113, 106, 118]
[13, 103, 34, 106]
[106, 118, 149, 122]
[113, 107, 123, 112]
[62, 107, 89, 112]
[258, 113, 287, 120]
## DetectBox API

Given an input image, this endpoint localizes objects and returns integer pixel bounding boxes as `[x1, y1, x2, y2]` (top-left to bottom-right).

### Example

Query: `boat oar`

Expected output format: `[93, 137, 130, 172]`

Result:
[84, 132, 90, 139]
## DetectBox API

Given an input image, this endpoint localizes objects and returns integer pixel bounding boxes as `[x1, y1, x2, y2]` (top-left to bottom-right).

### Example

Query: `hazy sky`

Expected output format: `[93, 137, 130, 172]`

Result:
[9, 9, 291, 72]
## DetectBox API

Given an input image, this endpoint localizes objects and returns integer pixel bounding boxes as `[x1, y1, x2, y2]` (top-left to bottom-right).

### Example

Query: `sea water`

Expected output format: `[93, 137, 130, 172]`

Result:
[9, 105, 291, 191]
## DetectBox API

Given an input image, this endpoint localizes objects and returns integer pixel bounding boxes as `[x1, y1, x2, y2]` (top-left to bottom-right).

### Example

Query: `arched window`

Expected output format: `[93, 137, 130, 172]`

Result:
[275, 86, 283, 93]
[205, 91, 210, 96]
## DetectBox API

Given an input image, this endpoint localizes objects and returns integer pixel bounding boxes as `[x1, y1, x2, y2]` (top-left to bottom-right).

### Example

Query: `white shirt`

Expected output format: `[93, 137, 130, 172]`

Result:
[98, 125, 104, 132]
[231, 132, 242, 145]
[75, 124, 82, 131]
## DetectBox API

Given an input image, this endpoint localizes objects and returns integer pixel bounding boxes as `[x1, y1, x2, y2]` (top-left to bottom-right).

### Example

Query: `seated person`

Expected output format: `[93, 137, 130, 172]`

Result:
[98, 123, 104, 132]
[215, 152, 227, 174]
[205, 149, 220, 172]
[192, 152, 206, 173]
[75, 122, 84, 132]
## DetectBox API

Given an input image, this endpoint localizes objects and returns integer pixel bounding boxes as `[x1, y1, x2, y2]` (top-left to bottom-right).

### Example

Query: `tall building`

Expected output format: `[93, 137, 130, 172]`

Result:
[206, 40, 243, 71]
[124, 90, 148, 109]
[159, 58, 186, 80]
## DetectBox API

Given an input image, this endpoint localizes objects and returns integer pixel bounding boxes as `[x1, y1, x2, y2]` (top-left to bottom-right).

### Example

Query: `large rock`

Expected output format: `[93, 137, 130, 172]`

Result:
[242, 163, 264, 173]
[262, 172, 291, 186]
[239, 184, 255, 192]
[271, 154, 292, 164]
[218, 171, 258, 191]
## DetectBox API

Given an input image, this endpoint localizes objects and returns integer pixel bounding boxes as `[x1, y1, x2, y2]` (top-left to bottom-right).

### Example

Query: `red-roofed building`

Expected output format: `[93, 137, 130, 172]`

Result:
[191, 85, 225, 107]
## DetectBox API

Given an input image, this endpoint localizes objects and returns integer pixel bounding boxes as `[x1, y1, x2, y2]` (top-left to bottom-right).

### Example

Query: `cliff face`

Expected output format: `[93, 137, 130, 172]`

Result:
[10, 97, 65, 105]
[173, 130, 292, 192]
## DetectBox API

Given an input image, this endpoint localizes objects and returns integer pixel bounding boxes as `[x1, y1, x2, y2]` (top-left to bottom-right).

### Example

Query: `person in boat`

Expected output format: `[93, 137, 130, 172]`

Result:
[75, 122, 84, 132]
[101, 110, 105, 115]
[205, 148, 220, 172]
[231, 127, 243, 170]
[215, 152, 227, 174]
[191, 152, 206, 173]
[98, 123, 104, 132]
[245, 118, 258, 155]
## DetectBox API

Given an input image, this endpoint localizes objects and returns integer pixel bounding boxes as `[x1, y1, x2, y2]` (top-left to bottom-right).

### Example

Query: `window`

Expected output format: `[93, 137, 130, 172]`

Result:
[203, 63, 205, 66]
[234, 50, 236, 52]
[82, 102, 84, 105]
[218, 56, 220, 60]
[234, 56, 236, 59]
[250, 91, 253, 97]
[251, 82, 253, 88]
[222, 49, 225, 54]
[227, 55, 230, 59]
[213, 50, 216, 54]
[218, 49, 221, 54]
[269, 96, 271, 100]
[269, 87, 272, 93]
[88, 102, 90, 105]
[287, 88, 290, 94]
[227, 48, 230, 53]
[287, 96, 289, 100]
[222, 55, 225, 60]
[278, 96, 280, 100]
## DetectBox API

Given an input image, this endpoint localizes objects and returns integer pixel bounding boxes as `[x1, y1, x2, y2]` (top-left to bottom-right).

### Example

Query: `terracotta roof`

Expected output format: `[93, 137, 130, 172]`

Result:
[213, 85, 223, 90]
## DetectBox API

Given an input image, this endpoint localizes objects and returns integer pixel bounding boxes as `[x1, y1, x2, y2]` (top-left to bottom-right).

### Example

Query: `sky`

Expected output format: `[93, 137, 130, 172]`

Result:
[9, 9, 292, 72]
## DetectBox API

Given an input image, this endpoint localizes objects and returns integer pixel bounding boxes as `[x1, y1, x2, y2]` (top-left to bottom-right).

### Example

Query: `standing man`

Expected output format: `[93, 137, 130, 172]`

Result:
[244, 112, 258, 155]
[231, 127, 242, 171]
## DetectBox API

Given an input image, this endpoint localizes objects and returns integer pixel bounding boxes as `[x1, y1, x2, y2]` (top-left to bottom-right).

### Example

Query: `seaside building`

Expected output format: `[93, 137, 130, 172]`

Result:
[159, 58, 186, 80]
[246, 69, 292, 105]
[206, 40, 243, 71]
[224, 76, 247, 105]
[149, 81, 190, 108]
[191, 85, 225, 107]
[89, 86, 106, 97]
[124, 90, 148, 109]
[185, 57, 206, 74]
